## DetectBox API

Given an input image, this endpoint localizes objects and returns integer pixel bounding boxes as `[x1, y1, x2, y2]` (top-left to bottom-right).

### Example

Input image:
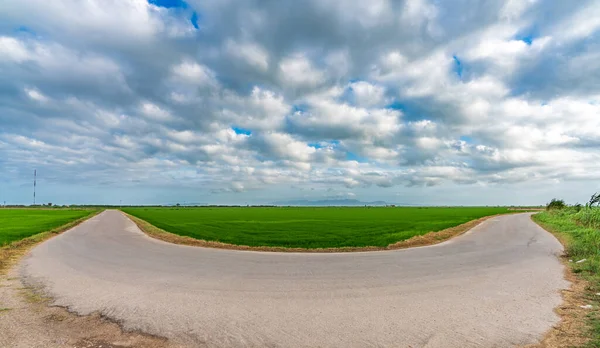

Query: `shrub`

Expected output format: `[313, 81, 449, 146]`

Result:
[589, 192, 600, 207]
[574, 207, 600, 229]
[546, 198, 566, 210]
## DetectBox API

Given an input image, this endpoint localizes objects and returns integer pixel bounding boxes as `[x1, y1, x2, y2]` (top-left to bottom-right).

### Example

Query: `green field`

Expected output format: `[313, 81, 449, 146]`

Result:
[122, 207, 510, 249]
[0, 209, 96, 246]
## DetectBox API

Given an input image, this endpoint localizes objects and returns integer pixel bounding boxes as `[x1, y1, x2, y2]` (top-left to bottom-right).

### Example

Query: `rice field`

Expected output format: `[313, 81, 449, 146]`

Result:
[122, 206, 510, 249]
[0, 209, 96, 246]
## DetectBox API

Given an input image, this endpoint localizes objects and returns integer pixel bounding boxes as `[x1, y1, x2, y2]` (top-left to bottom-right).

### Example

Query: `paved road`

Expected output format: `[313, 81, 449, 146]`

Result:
[21, 210, 568, 347]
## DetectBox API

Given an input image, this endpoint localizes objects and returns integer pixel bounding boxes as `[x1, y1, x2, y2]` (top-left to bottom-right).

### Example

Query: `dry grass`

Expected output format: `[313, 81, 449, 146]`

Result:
[126, 213, 503, 253]
[0, 210, 102, 275]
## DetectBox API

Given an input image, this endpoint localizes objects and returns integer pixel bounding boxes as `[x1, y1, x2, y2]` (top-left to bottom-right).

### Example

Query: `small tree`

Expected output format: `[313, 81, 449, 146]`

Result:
[588, 192, 600, 207]
[546, 198, 566, 210]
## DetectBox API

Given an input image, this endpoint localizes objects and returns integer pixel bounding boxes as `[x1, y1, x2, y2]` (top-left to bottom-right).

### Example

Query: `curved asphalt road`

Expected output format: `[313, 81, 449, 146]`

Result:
[21, 210, 568, 347]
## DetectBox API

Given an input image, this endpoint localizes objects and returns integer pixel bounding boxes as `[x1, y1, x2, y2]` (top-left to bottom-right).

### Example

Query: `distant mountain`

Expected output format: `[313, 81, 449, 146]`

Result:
[272, 199, 391, 206]
[164, 202, 208, 207]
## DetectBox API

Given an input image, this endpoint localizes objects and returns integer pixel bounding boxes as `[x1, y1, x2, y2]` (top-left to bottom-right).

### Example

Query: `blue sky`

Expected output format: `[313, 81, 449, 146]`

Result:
[0, 0, 599, 205]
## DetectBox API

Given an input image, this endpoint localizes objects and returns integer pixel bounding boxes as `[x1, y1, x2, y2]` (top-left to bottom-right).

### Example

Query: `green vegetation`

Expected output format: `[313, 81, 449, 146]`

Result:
[0, 209, 96, 246]
[547, 198, 567, 210]
[533, 206, 600, 347]
[122, 207, 510, 249]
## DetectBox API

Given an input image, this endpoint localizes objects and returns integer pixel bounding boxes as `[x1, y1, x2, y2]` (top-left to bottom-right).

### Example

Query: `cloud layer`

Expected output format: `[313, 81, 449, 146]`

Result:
[1, 0, 599, 205]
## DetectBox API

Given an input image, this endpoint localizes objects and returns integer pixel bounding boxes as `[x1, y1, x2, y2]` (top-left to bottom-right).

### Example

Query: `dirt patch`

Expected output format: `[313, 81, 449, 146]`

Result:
[126, 213, 505, 253]
[0, 269, 175, 348]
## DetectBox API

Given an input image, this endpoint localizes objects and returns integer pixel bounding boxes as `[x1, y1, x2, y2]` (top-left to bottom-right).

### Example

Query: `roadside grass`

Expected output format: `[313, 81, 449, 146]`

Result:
[0, 209, 101, 274]
[533, 208, 600, 347]
[122, 206, 510, 249]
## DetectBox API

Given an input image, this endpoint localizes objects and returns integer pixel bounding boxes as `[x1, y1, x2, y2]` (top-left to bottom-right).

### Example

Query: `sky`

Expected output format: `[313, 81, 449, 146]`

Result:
[0, 0, 599, 206]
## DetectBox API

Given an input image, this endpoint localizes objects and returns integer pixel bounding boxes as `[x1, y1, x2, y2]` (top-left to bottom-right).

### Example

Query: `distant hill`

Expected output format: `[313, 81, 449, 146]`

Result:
[272, 199, 391, 206]
[164, 203, 208, 207]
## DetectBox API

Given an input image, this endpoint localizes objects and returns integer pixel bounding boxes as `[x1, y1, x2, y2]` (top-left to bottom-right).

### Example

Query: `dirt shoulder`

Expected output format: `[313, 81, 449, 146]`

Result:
[526, 215, 596, 348]
[0, 268, 174, 348]
[125, 212, 508, 253]
[0, 210, 175, 348]
[524, 262, 591, 348]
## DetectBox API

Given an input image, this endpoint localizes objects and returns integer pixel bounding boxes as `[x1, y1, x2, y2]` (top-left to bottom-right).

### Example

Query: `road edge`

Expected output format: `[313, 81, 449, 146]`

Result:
[525, 214, 591, 348]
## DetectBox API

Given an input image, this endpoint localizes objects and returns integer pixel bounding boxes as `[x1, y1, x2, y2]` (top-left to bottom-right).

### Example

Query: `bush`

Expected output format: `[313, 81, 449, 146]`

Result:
[546, 198, 566, 210]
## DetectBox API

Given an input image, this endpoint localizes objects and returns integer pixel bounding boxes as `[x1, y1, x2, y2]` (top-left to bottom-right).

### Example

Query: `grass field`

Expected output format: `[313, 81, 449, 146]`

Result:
[533, 207, 600, 346]
[122, 207, 510, 249]
[0, 209, 97, 246]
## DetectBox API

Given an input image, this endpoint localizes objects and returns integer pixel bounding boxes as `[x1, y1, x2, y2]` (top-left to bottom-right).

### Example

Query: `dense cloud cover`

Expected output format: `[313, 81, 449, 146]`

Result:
[0, 0, 599, 205]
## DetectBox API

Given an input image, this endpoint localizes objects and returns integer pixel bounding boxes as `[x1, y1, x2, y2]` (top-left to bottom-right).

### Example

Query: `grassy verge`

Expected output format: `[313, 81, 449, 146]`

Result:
[0, 209, 102, 274]
[532, 208, 600, 347]
[125, 210, 507, 252]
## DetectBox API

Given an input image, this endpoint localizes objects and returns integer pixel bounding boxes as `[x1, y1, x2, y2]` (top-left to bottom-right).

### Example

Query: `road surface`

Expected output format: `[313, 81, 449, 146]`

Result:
[21, 210, 568, 347]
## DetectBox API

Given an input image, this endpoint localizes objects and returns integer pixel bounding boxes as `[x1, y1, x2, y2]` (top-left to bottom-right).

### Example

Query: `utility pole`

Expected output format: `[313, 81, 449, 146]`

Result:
[33, 169, 36, 206]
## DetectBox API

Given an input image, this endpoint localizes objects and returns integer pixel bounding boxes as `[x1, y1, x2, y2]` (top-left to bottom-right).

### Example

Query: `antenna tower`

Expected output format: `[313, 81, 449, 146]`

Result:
[33, 169, 36, 205]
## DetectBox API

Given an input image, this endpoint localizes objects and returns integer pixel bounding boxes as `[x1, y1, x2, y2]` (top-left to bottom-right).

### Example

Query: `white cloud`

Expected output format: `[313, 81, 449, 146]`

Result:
[1, 0, 599, 205]
[401, 0, 440, 36]
[221, 86, 290, 131]
[499, 0, 538, 20]
[171, 60, 216, 86]
[349, 81, 387, 107]
[0, 0, 193, 44]
[552, 2, 600, 41]
[316, 0, 393, 28]
[224, 39, 269, 71]
[279, 55, 324, 87]
[0, 36, 30, 62]
[289, 99, 401, 141]
[140, 102, 172, 121]
[24, 87, 49, 103]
